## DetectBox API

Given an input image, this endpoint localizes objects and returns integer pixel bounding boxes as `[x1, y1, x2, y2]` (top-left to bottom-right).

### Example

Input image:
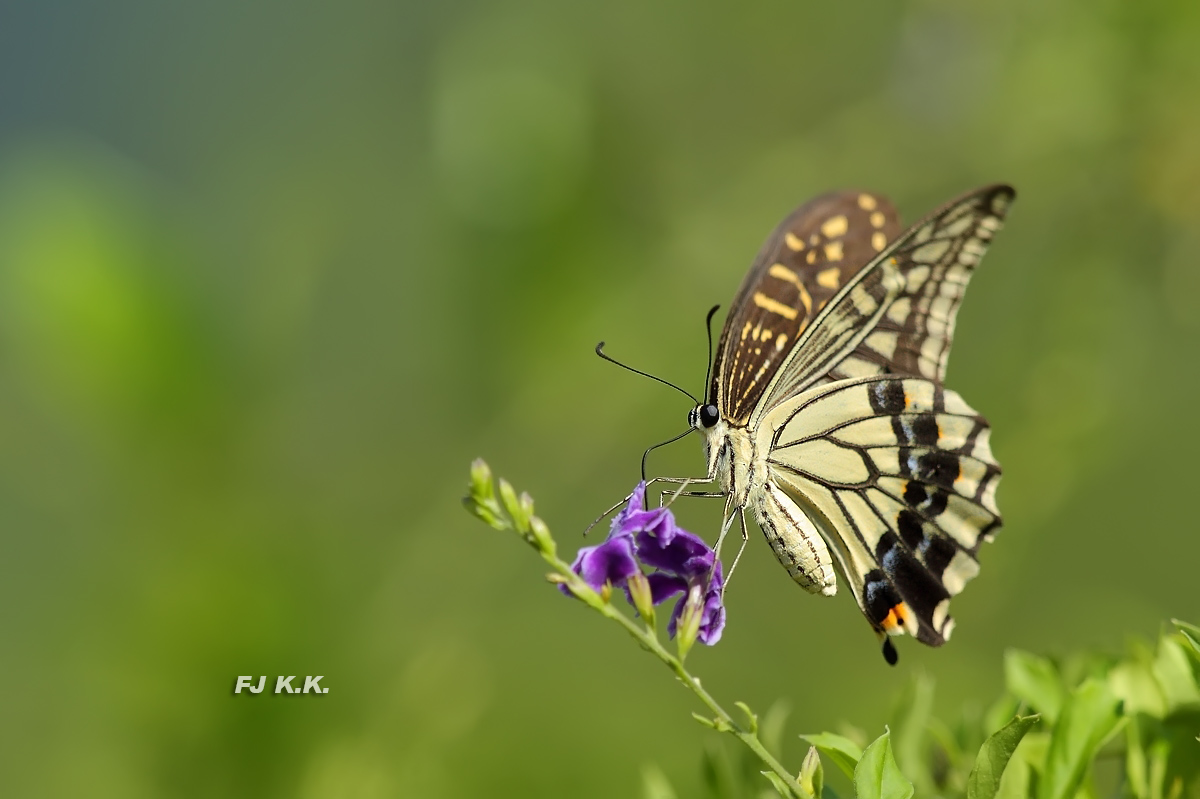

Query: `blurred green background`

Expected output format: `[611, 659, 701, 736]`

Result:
[1, 0, 1198, 796]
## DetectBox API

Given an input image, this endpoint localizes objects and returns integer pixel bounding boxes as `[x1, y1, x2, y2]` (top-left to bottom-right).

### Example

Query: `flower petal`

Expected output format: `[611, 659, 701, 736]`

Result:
[646, 571, 687, 605]
[609, 482, 647, 535]
[611, 482, 686, 541]
[635, 526, 715, 579]
[665, 563, 726, 645]
[697, 565, 727, 645]
[561, 535, 639, 595]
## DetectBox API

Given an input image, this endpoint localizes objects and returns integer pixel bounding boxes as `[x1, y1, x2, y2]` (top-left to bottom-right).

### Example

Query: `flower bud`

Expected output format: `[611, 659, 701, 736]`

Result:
[627, 571, 655, 627]
[799, 745, 823, 799]
[498, 478, 529, 532]
[676, 586, 704, 660]
[462, 496, 503, 528]
[469, 458, 494, 501]
[529, 515, 555, 557]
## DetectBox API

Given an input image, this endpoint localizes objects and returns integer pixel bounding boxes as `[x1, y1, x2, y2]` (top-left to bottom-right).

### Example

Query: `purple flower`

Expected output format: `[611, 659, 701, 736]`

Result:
[560, 534, 638, 596]
[609, 482, 674, 541]
[652, 562, 727, 646]
[634, 523, 715, 577]
[565, 482, 726, 645]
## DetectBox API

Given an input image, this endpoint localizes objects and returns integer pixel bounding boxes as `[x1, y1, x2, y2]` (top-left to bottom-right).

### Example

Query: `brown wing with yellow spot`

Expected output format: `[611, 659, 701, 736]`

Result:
[821, 184, 1016, 384]
[752, 185, 1016, 419]
[712, 191, 903, 425]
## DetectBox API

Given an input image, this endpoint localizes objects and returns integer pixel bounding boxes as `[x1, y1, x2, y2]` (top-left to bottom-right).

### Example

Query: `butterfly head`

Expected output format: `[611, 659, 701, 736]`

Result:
[688, 403, 720, 431]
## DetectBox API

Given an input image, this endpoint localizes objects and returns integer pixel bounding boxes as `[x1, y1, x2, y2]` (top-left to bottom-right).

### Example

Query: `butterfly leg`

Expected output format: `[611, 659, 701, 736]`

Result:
[583, 473, 718, 536]
[717, 505, 751, 589]
[710, 493, 738, 560]
[582, 491, 637, 537]
[656, 489, 723, 509]
[646, 473, 719, 509]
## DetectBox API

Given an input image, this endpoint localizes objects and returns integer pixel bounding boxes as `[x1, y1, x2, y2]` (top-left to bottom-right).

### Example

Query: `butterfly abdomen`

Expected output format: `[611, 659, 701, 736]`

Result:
[754, 482, 837, 596]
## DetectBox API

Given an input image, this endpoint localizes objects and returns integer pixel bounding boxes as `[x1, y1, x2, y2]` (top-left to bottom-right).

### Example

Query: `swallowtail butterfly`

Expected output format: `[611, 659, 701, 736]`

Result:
[680, 185, 1013, 664]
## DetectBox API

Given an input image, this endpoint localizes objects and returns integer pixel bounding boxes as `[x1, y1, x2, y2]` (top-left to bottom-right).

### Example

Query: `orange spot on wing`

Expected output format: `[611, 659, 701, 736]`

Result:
[881, 603, 910, 634]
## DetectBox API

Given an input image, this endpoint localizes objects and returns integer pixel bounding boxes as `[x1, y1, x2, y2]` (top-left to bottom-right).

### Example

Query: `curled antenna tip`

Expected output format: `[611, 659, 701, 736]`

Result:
[593, 340, 699, 404]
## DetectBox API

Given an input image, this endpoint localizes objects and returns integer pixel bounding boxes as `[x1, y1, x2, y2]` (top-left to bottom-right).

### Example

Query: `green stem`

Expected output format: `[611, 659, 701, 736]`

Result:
[537, 547, 811, 799]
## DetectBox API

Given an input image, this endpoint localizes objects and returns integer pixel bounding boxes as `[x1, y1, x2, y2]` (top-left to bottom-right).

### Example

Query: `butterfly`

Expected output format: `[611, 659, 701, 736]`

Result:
[676, 185, 1014, 664]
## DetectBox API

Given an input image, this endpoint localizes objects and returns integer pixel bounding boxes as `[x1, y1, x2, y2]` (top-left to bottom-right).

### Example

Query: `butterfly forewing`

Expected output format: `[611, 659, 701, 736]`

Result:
[826, 184, 1013, 383]
[712, 191, 902, 425]
[761, 376, 1000, 646]
[747, 255, 907, 426]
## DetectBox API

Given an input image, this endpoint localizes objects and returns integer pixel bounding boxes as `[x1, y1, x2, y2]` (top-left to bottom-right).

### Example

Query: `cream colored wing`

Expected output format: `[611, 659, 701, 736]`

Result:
[758, 375, 1000, 651]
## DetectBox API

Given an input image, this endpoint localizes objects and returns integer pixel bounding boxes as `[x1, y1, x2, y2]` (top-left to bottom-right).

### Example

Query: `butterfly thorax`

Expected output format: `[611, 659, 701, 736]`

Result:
[695, 415, 762, 511]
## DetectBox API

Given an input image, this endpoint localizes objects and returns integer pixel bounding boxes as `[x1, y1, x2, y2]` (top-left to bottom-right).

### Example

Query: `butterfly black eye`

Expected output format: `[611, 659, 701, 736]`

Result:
[700, 404, 719, 428]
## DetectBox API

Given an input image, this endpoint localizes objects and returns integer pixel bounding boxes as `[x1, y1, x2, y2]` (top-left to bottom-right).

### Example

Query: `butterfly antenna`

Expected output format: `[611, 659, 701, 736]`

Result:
[595, 342, 699, 404]
[702, 304, 720, 401]
[641, 427, 695, 482]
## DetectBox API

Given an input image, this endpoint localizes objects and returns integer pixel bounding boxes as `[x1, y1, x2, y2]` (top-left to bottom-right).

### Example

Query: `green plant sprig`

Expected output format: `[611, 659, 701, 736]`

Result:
[464, 459, 813, 798]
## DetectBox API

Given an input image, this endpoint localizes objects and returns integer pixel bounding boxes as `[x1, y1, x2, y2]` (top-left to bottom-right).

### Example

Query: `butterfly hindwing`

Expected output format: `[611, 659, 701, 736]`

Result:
[755, 185, 1014, 415]
[713, 191, 903, 425]
[758, 375, 1001, 646]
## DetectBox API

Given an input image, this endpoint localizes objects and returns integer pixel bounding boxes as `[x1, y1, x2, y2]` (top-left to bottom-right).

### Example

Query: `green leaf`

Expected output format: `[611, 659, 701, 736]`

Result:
[1171, 619, 1200, 659]
[1109, 661, 1167, 717]
[640, 763, 678, 799]
[966, 714, 1040, 799]
[1037, 678, 1124, 799]
[1153, 637, 1200, 713]
[1005, 650, 1065, 724]
[889, 673, 935, 797]
[854, 730, 914, 799]
[799, 732, 863, 781]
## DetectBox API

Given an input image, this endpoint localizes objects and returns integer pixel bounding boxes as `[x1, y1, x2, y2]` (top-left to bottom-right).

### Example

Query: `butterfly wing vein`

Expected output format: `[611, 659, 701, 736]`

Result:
[760, 377, 1001, 646]
[702, 184, 1014, 654]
